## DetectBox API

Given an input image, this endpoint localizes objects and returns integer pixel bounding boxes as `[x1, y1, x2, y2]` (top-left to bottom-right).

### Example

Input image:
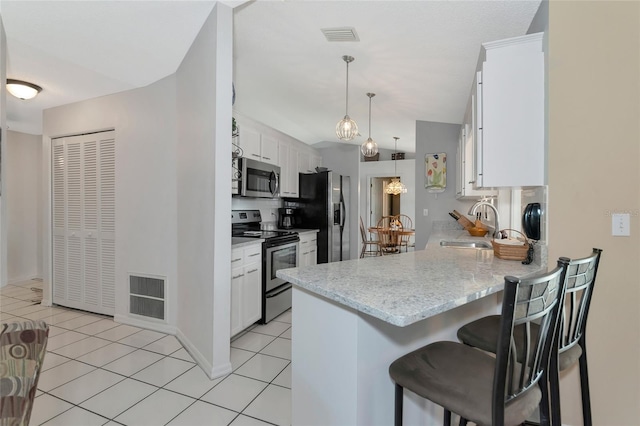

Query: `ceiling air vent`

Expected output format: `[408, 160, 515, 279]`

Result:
[321, 27, 360, 42]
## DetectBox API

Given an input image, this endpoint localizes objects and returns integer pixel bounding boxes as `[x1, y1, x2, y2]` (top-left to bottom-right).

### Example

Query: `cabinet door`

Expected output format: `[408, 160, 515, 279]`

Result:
[456, 127, 464, 198]
[475, 71, 485, 188]
[299, 234, 310, 267]
[298, 150, 310, 174]
[230, 266, 244, 337]
[278, 141, 292, 197]
[242, 127, 262, 161]
[243, 263, 262, 326]
[261, 134, 279, 165]
[288, 145, 299, 198]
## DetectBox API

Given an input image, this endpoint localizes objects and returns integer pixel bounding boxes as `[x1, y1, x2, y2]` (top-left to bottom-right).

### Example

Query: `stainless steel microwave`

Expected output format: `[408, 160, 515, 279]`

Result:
[234, 157, 280, 198]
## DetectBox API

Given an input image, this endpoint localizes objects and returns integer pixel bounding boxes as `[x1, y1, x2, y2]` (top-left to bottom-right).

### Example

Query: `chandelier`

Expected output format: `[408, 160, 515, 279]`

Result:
[361, 92, 379, 157]
[336, 56, 358, 141]
[385, 137, 407, 195]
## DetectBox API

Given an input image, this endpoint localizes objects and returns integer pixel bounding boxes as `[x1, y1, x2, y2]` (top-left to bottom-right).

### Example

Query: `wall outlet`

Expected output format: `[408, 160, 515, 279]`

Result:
[423, 209, 428, 216]
[612, 213, 630, 236]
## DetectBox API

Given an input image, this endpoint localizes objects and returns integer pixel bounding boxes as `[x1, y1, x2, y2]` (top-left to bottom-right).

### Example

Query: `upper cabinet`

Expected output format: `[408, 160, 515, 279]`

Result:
[456, 82, 498, 200]
[474, 32, 545, 188]
[234, 112, 320, 199]
[279, 140, 299, 198]
[239, 126, 278, 165]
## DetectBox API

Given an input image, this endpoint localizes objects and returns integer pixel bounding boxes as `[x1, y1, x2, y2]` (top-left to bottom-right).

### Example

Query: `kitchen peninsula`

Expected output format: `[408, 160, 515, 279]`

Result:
[277, 230, 546, 425]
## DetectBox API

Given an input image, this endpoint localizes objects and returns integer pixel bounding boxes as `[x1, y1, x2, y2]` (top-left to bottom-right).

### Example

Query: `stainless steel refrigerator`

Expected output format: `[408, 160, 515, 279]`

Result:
[286, 171, 350, 264]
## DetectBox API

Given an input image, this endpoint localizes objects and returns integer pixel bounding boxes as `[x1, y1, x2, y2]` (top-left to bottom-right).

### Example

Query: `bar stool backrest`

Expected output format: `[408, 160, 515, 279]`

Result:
[558, 249, 602, 353]
[493, 259, 569, 425]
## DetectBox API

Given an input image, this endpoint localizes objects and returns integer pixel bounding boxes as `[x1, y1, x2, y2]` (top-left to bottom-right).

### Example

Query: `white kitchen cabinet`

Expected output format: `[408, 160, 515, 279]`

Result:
[230, 243, 263, 337]
[456, 86, 497, 200]
[475, 32, 545, 188]
[278, 140, 299, 198]
[299, 232, 318, 267]
[239, 125, 278, 166]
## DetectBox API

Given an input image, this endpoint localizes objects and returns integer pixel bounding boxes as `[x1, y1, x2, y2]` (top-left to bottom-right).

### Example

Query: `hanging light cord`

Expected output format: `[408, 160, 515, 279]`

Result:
[394, 137, 399, 174]
[345, 60, 350, 116]
[368, 95, 372, 138]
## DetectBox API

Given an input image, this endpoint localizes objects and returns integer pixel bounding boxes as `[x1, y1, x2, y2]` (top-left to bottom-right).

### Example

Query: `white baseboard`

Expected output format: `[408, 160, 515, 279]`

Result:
[114, 314, 177, 336]
[176, 328, 232, 380]
[7, 275, 41, 285]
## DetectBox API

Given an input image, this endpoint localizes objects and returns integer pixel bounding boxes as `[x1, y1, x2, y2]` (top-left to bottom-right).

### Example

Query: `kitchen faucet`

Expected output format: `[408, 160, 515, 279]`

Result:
[469, 201, 501, 239]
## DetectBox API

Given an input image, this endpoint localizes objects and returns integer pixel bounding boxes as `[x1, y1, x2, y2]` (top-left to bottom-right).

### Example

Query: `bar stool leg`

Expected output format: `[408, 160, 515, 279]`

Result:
[579, 348, 592, 426]
[395, 384, 403, 426]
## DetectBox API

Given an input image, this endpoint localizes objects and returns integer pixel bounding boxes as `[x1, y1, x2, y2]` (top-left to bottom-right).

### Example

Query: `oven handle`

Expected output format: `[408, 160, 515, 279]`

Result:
[266, 283, 292, 298]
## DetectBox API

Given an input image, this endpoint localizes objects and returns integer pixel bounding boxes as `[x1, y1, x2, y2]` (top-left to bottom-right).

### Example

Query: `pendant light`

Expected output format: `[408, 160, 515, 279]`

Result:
[6, 79, 42, 100]
[336, 55, 358, 141]
[385, 137, 407, 195]
[361, 92, 379, 157]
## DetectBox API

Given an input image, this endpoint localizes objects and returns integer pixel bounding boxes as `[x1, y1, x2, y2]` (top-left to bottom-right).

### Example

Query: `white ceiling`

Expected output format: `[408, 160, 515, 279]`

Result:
[2, 0, 542, 154]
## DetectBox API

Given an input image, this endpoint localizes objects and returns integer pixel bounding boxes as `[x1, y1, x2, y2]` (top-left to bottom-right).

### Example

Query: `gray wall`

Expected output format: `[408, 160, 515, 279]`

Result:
[414, 121, 477, 249]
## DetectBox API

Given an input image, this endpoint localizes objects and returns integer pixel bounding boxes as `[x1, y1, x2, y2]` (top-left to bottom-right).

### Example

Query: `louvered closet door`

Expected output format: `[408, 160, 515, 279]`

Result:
[52, 131, 115, 315]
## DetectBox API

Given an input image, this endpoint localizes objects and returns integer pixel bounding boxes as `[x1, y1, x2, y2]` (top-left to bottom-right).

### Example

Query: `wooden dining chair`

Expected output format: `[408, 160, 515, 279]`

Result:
[393, 214, 413, 252]
[376, 216, 401, 254]
[360, 216, 381, 258]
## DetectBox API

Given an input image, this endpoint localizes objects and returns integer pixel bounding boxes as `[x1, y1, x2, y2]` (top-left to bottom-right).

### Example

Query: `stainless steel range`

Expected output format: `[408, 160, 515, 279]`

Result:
[232, 210, 299, 323]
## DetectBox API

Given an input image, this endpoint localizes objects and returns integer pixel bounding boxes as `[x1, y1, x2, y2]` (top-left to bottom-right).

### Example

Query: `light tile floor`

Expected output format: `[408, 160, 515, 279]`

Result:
[1, 279, 292, 426]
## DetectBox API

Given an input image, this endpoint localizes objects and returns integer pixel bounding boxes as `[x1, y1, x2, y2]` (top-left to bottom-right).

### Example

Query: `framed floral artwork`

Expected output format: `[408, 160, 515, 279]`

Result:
[425, 152, 446, 193]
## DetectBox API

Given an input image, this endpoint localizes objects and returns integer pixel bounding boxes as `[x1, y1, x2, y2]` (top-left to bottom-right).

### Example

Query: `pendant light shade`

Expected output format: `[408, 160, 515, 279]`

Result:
[336, 56, 358, 141]
[6, 79, 42, 100]
[385, 137, 407, 195]
[361, 92, 379, 157]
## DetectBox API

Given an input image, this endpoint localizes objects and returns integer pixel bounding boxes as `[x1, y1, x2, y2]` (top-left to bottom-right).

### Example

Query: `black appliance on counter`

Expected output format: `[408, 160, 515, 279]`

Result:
[232, 210, 299, 323]
[522, 202, 542, 241]
[283, 171, 350, 264]
[278, 208, 299, 229]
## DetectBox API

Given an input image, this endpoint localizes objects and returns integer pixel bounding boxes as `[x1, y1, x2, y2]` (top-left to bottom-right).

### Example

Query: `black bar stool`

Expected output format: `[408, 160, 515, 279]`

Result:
[389, 259, 570, 426]
[457, 248, 602, 425]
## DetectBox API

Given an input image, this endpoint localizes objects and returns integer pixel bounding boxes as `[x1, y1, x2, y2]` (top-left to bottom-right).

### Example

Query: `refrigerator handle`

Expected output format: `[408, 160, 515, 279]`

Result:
[340, 194, 346, 229]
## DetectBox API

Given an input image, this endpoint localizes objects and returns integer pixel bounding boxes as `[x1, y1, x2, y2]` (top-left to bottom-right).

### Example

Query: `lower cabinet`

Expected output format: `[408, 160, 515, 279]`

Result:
[231, 243, 263, 337]
[299, 232, 318, 267]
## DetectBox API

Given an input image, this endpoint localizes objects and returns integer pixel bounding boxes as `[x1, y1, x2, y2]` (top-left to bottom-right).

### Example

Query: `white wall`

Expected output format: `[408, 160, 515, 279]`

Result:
[176, 3, 233, 379]
[6, 131, 41, 283]
[359, 160, 415, 231]
[549, 2, 640, 423]
[42, 75, 179, 332]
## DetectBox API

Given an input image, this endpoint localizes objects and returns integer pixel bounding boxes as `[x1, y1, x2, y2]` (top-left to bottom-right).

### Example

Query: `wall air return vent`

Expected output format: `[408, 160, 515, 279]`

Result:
[321, 27, 360, 42]
[129, 274, 165, 320]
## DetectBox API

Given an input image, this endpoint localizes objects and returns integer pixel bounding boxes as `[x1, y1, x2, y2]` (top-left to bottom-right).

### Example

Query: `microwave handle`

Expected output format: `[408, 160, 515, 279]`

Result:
[270, 170, 279, 197]
[240, 158, 247, 197]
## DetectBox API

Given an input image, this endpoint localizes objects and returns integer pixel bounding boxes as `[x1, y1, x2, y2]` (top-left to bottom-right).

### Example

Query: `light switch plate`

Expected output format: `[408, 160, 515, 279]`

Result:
[612, 213, 631, 236]
[423, 209, 428, 216]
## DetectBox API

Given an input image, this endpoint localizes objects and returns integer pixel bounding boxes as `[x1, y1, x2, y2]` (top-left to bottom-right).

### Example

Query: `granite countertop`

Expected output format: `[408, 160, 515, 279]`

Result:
[279, 228, 319, 235]
[276, 230, 546, 327]
[232, 237, 265, 248]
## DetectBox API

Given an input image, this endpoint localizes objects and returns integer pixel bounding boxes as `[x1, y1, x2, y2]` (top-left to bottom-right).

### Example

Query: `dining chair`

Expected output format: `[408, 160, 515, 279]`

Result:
[393, 214, 413, 252]
[457, 248, 602, 426]
[376, 216, 401, 254]
[389, 259, 569, 426]
[360, 216, 381, 258]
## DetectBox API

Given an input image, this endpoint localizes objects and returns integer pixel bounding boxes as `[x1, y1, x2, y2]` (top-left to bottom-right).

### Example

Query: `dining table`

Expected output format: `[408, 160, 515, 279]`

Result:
[368, 226, 415, 253]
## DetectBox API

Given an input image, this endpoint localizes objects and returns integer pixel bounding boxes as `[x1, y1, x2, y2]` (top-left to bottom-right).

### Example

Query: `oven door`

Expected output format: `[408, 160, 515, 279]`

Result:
[265, 241, 298, 292]
[240, 157, 280, 198]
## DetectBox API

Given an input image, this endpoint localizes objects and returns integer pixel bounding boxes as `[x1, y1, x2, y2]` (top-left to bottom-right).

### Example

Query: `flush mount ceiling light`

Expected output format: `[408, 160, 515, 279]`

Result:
[6, 79, 42, 100]
[336, 55, 359, 141]
[361, 92, 379, 157]
[385, 137, 408, 195]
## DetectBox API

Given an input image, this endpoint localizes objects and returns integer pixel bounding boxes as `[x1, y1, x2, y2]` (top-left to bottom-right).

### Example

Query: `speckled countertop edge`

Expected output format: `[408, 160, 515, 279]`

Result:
[277, 230, 547, 327]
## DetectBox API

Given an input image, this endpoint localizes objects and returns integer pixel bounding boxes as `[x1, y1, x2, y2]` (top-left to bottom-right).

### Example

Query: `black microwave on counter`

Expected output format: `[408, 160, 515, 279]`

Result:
[233, 157, 280, 198]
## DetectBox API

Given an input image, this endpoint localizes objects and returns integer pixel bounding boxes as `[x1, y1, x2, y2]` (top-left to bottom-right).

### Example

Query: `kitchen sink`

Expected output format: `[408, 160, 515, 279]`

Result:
[439, 240, 492, 249]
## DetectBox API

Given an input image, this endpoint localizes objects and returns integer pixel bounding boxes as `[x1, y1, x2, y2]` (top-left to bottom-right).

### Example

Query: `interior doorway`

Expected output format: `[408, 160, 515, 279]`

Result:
[369, 176, 401, 227]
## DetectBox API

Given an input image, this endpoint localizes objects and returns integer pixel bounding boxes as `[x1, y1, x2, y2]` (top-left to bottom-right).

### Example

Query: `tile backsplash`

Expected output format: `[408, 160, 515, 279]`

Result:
[232, 197, 283, 225]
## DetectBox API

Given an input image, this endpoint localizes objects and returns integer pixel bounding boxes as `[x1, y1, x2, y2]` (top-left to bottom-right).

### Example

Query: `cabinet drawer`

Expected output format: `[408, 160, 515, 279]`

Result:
[244, 244, 262, 261]
[231, 249, 244, 266]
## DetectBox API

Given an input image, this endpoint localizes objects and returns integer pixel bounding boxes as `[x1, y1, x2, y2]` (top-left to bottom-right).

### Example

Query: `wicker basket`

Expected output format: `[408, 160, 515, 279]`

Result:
[492, 229, 529, 261]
